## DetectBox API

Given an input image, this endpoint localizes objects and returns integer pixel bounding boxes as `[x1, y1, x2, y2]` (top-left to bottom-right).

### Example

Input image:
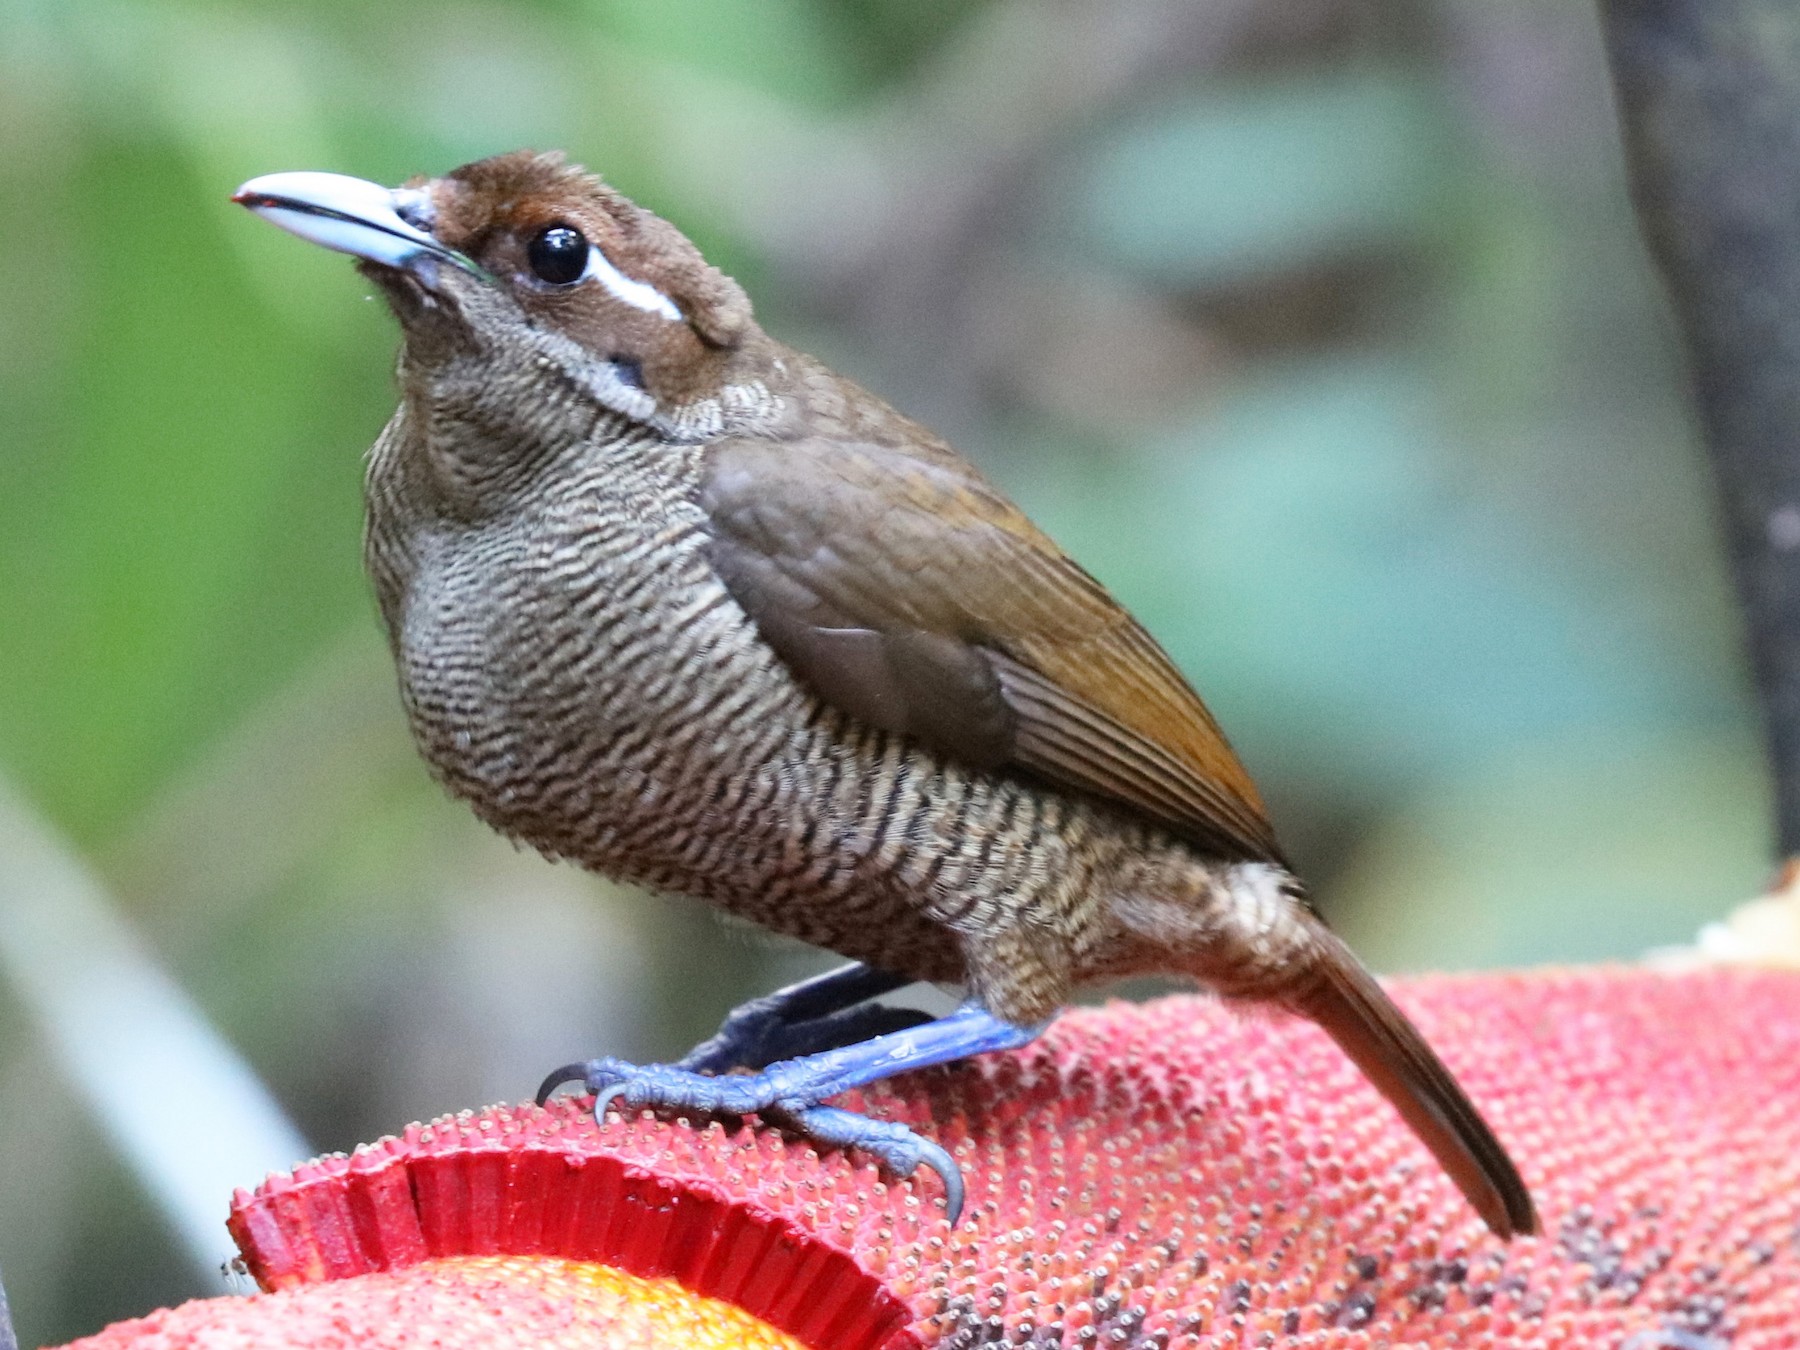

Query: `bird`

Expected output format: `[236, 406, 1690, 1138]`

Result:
[233, 151, 1538, 1238]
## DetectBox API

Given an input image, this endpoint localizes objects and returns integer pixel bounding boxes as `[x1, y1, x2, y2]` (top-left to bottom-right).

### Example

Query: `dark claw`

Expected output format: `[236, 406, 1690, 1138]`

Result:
[590, 1080, 630, 1121]
[779, 1102, 969, 1225]
[539, 1059, 639, 1123]
[535, 1061, 589, 1107]
[915, 1136, 965, 1225]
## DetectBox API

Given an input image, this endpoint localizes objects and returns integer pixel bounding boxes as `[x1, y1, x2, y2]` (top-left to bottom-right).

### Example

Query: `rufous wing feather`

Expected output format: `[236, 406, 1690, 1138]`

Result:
[700, 434, 1282, 862]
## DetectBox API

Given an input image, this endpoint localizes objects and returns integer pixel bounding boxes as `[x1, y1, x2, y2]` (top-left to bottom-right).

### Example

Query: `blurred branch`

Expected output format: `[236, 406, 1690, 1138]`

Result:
[0, 776, 311, 1284]
[760, 0, 1340, 430]
[1600, 0, 1800, 855]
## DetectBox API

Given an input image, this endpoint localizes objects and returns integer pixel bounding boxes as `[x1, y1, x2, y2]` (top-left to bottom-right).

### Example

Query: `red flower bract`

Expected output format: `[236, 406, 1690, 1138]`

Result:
[60, 968, 1800, 1348]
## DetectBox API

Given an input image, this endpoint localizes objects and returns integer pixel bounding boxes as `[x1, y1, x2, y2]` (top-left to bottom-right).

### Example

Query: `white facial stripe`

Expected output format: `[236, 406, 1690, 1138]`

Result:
[523, 322, 658, 422]
[582, 244, 683, 322]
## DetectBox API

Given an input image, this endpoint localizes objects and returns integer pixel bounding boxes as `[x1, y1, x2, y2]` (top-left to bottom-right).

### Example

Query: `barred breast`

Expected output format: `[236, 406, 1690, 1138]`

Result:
[365, 417, 1199, 1023]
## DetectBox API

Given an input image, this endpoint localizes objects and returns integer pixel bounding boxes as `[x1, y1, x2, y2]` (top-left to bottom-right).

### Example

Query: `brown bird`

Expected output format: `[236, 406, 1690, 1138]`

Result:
[233, 151, 1537, 1237]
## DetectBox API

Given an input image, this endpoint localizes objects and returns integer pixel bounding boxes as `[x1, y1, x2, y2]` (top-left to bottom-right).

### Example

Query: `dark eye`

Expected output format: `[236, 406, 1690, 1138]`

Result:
[526, 225, 588, 285]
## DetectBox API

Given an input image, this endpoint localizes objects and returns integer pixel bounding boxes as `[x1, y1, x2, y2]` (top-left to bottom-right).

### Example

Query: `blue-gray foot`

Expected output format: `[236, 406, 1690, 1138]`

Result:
[537, 1001, 1044, 1223]
[675, 962, 925, 1073]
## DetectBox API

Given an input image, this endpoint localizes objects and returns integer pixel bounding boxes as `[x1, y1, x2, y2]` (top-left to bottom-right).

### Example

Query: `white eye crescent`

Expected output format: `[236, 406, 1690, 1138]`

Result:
[580, 244, 683, 322]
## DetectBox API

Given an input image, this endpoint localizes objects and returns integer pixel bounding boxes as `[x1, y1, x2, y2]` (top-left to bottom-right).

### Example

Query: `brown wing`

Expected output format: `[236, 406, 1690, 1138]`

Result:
[699, 434, 1281, 862]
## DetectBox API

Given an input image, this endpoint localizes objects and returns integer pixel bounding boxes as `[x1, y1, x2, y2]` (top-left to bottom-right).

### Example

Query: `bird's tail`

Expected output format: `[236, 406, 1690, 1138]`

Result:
[1287, 926, 1539, 1239]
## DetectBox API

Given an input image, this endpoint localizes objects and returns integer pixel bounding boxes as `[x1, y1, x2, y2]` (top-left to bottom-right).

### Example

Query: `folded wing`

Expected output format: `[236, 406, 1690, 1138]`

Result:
[699, 435, 1281, 863]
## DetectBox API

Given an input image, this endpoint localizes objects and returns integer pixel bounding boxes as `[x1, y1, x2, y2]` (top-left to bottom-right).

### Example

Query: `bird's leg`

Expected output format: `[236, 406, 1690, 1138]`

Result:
[537, 1002, 1045, 1222]
[672, 962, 920, 1073]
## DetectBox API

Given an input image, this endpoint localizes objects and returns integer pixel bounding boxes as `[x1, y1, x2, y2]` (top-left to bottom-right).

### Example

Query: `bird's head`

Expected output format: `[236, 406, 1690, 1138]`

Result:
[234, 151, 773, 449]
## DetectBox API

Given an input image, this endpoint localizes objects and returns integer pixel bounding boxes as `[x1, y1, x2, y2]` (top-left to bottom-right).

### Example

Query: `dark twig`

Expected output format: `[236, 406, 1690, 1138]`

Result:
[1599, 0, 1800, 855]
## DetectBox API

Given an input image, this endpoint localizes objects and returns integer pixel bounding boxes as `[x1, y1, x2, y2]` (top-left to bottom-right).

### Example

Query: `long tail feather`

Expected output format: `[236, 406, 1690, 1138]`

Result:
[1289, 928, 1539, 1239]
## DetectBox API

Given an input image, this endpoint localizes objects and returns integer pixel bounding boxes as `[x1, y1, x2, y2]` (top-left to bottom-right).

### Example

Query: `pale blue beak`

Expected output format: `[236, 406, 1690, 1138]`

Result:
[232, 171, 490, 281]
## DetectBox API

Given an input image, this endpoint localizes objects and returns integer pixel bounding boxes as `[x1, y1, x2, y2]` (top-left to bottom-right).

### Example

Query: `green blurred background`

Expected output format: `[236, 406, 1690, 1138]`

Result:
[0, 0, 1770, 1341]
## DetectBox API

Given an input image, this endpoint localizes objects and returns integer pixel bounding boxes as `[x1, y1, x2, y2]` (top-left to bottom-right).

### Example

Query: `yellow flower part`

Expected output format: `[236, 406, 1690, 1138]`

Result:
[66, 1256, 809, 1349]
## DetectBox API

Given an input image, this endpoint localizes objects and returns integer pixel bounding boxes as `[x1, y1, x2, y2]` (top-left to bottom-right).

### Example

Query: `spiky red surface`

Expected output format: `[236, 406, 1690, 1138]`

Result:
[62, 968, 1800, 1348]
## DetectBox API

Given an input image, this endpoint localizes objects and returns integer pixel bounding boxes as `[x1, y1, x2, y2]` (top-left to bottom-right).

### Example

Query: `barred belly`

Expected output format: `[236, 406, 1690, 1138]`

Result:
[377, 431, 1173, 1020]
